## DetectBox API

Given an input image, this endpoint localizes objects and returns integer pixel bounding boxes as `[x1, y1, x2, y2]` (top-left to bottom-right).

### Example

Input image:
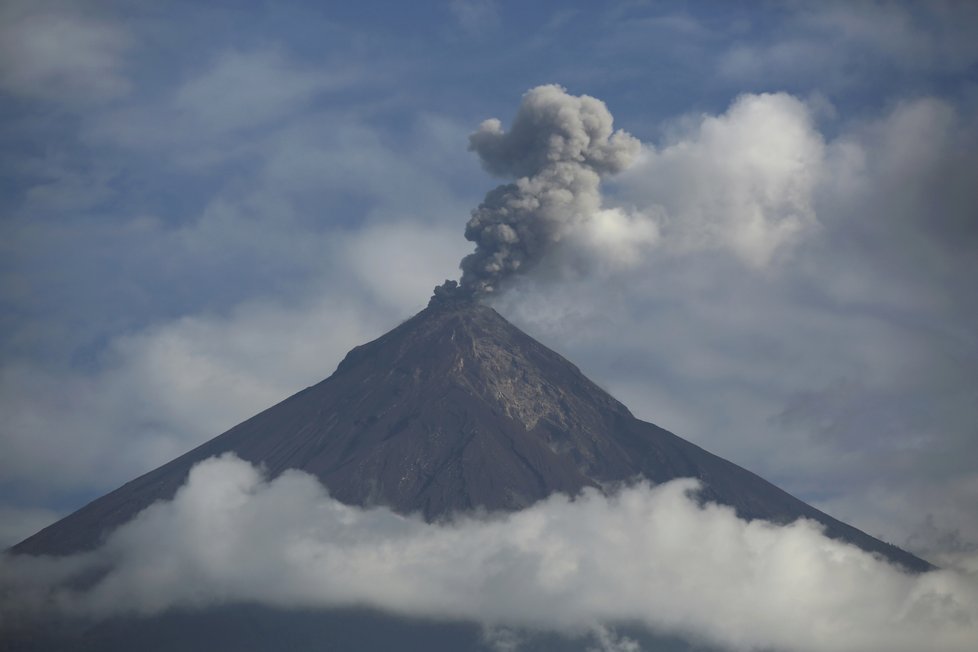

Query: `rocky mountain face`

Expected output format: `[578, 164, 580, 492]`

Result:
[12, 294, 929, 573]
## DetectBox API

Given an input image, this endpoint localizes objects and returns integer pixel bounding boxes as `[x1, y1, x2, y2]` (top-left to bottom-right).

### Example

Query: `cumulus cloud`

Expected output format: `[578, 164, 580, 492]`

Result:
[458, 84, 647, 296]
[3, 454, 977, 652]
[620, 92, 824, 267]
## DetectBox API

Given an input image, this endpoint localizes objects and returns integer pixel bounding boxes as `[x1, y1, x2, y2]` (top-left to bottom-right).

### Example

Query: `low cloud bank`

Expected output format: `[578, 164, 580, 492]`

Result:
[3, 454, 976, 652]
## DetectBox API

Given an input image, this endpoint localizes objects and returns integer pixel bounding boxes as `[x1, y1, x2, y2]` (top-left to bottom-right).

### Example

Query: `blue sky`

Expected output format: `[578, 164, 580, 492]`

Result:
[1, 0, 977, 580]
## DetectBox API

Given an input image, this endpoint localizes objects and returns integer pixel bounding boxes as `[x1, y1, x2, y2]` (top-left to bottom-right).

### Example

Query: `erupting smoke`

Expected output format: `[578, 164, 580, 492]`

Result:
[438, 85, 641, 299]
[430, 86, 829, 305]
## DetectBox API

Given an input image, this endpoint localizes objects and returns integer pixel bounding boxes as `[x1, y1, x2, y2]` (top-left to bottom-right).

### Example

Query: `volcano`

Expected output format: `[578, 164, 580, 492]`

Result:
[4, 291, 934, 651]
[12, 292, 929, 573]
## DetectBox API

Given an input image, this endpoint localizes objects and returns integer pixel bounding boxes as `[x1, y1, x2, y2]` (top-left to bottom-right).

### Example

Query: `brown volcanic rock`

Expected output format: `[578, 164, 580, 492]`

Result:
[12, 297, 930, 572]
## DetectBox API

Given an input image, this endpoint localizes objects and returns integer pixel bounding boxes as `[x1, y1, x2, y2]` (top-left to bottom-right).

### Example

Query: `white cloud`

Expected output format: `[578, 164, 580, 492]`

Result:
[568, 207, 660, 271]
[4, 454, 977, 652]
[620, 92, 824, 267]
[0, 1, 130, 102]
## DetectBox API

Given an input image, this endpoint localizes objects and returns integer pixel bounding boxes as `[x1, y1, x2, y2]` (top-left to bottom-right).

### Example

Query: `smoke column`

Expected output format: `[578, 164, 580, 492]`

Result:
[440, 85, 640, 299]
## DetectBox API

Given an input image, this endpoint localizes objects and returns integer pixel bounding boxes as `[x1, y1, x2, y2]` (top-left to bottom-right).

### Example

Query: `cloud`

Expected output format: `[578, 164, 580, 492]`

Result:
[718, 2, 978, 90]
[619, 92, 824, 267]
[0, 71, 473, 501]
[449, 0, 501, 36]
[343, 220, 472, 310]
[7, 71, 974, 577]
[3, 454, 977, 652]
[820, 96, 978, 263]
[587, 627, 643, 652]
[171, 48, 342, 135]
[493, 91, 978, 568]
[86, 47, 361, 167]
[0, 194, 469, 501]
[0, 1, 130, 103]
[1, 9, 974, 641]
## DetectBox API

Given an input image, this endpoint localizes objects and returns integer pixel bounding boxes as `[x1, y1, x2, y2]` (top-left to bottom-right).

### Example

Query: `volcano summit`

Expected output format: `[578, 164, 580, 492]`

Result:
[12, 290, 929, 574]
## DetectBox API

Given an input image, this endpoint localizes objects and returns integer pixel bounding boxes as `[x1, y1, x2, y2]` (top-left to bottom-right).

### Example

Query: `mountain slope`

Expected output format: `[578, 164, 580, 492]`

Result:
[11, 295, 930, 572]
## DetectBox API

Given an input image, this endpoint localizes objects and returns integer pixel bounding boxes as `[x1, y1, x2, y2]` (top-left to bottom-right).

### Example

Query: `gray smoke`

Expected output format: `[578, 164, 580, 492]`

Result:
[456, 84, 640, 297]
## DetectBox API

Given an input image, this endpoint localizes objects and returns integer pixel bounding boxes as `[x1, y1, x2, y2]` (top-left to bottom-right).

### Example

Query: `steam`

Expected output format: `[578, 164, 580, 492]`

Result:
[456, 84, 641, 297]
[4, 454, 977, 652]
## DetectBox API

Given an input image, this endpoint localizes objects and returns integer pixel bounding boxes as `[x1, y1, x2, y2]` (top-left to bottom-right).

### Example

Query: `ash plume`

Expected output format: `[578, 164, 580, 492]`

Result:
[440, 85, 641, 299]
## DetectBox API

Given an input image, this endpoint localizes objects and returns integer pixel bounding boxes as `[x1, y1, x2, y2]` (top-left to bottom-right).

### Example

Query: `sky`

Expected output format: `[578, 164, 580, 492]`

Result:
[1, 0, 977, 648]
